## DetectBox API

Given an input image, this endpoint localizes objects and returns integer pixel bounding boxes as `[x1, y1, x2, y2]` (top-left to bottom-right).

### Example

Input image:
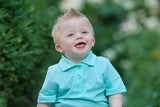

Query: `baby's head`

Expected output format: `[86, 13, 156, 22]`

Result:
[52, 8, 94, 43]
[51, 8, 95, 63]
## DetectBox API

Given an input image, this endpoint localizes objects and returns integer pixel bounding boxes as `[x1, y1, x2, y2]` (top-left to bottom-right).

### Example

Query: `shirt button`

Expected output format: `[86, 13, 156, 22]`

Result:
[78, 74, 81, 79]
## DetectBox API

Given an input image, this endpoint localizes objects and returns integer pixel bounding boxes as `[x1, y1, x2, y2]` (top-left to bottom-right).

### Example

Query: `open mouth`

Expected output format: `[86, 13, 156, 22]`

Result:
[75, 42, 86, 48]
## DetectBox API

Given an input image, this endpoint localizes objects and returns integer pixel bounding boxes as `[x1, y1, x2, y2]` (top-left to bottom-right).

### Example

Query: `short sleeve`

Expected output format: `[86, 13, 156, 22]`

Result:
[37, 68, 58, 103]
[103, 60, 127, 96]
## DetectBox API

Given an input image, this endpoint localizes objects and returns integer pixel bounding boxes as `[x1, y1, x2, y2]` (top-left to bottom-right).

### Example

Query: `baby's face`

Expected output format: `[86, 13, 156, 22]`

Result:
[55, 17, 95, 63]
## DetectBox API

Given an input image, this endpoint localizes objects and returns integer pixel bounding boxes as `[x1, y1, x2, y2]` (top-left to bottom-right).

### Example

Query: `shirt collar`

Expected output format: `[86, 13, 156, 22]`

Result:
[58, 51, 96, 72]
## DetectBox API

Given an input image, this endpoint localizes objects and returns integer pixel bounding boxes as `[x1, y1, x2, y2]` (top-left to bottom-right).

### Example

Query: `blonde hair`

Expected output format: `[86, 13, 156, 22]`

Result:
[51, 8, 94, 43]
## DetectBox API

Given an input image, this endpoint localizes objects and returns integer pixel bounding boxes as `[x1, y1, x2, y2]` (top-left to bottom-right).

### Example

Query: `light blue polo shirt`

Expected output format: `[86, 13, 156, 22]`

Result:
[37, 51, 126, 107]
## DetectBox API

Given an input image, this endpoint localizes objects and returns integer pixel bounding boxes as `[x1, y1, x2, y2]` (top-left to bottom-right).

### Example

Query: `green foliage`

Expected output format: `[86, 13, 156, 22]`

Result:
[125, 31, 160, 107]
[0, 0, 60, 106]
[0, 0, 160, 106]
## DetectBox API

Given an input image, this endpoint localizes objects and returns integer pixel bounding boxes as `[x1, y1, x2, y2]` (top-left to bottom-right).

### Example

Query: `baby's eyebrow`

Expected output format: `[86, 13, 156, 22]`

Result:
[80, 28, 88, 30]
[66, 30, 74, 33]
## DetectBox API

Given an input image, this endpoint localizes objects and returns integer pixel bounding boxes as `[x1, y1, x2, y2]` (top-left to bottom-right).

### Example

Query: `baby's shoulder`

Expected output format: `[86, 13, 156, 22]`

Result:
[47, 63, 61, 74]
[96, 56, 110, 64]
[48, 63, 58, 69]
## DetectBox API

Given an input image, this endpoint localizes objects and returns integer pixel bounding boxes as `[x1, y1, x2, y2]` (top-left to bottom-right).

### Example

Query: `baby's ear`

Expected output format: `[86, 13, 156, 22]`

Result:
[92, 37, 95, 47]
[55, 44, 64, 53]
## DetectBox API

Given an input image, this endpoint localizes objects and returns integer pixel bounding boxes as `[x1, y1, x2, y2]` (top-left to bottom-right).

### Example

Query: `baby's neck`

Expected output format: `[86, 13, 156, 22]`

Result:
[65, 56, 84, 64]
[64, 54, 90, 64]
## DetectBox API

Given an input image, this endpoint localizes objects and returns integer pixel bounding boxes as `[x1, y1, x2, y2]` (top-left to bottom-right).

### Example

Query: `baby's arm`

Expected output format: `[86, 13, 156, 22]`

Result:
[36, 103, 52, 107]
[108, 94, 123, 107]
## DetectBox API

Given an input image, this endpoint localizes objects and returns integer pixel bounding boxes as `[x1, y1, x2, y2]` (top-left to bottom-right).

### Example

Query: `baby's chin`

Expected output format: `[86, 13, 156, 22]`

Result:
[75, 51, 90, 58]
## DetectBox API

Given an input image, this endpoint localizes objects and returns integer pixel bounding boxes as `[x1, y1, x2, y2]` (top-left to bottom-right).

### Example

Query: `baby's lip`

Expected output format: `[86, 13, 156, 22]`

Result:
[75, 42, 86, 48]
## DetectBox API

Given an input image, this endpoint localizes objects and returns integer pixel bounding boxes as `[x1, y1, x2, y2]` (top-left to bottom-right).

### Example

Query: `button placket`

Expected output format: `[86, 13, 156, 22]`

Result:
[73, 64, 83, 92]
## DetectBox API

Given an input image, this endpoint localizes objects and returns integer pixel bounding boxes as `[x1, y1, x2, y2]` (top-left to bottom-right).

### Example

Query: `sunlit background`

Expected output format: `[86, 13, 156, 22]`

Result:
[0, 0, 160, 107]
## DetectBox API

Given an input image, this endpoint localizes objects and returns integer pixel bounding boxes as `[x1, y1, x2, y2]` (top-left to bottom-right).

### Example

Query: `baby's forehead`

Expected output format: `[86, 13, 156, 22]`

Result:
[62, 17, 91, 28]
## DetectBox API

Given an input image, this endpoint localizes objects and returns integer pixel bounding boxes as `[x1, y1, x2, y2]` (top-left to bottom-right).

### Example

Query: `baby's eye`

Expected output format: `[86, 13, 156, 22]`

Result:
[67, 34, 73, 37]
[82, 31, 88, 34]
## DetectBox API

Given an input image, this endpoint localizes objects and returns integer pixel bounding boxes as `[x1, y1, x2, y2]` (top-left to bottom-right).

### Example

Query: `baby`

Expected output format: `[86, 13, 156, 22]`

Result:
[37, 8, 127, 107]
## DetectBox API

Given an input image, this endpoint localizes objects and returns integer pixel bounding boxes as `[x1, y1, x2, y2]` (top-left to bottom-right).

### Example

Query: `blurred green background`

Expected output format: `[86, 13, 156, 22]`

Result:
[0, 0, 160, 107]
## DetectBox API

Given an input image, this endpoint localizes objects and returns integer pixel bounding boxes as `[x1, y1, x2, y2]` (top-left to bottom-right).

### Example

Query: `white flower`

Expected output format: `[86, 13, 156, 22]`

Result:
[144, 0, 159, 15]
[121, 0, 135, 10]
[120, 59, 132, 70]
[144, 0, 159, 8]
[59, 0, 85, 12]
[144, 16, 160, 31]
[102, 48, 117, 61]
[119, 16, 139, 35]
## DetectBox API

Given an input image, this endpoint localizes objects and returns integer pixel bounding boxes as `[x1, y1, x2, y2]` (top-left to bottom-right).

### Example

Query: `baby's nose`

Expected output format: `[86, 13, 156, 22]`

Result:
[77, 33, 83, 39]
